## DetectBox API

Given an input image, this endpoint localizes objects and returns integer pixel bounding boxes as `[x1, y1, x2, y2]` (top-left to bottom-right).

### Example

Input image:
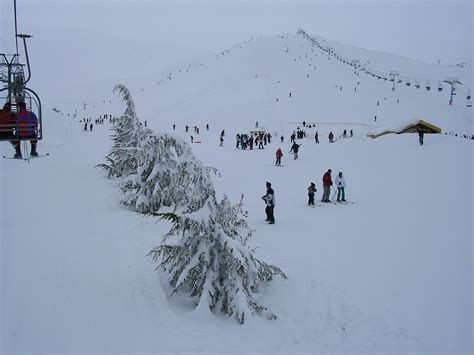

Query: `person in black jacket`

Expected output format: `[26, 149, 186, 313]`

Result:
[307, 182, 316, 206]
[262, 181, 275, 224]
[290, 142, 300, 160]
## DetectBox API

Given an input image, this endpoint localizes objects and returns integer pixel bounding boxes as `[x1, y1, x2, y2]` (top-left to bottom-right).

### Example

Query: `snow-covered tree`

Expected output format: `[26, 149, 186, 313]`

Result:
[100, 84, 286, 323]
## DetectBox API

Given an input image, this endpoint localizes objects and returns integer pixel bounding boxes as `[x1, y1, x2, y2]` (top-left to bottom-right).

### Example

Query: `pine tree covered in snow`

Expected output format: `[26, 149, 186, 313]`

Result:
[100, 84, 287, 323]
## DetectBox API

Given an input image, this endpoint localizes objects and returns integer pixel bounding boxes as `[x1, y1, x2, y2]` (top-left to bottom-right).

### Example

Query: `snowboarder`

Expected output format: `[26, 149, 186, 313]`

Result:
[289, 142, 300, 160]
[328, 131, 334, 143]
[321, 169, 333, 202]
[315, 131, 319, 144]
[307, 182, 316, 206]
[262, 182, 275, 224]
[275, 148, 283, 166]
[418, 129, 424, 145]
[334, 172, 346, 202]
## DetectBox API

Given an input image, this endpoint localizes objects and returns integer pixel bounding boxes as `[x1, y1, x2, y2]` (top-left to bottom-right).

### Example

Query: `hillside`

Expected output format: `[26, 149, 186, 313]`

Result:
[1, 30, 473, 354]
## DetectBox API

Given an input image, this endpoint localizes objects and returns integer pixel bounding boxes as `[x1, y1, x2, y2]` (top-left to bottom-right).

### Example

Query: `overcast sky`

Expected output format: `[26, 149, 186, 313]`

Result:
[1, 0, 472, 64]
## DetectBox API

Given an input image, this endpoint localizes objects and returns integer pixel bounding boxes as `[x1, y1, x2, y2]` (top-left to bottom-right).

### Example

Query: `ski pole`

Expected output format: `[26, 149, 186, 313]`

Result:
[332, 186, 338, 200]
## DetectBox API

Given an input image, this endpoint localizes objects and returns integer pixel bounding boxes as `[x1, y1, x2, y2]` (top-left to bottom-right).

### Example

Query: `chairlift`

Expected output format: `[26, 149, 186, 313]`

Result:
[426, 80, 431, 91]
[0, 4, 42, 144]
[406, 79, 411, 86]
[437, 81, 443, 92]
[415, 80, 420, 89]
[467, 100, 472, 108]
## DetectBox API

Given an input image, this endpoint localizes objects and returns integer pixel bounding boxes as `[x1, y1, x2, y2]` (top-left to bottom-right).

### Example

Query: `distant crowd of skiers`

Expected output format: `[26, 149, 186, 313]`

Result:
[236, 132, 272, 150]
[262, 170, 347, 224]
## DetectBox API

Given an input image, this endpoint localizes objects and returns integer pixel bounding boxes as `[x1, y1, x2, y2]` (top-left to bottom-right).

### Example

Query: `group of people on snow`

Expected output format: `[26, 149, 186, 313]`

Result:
[236, 132, 272, 150]
[0, 101, 39, 158]
[263, 170, 347, 224]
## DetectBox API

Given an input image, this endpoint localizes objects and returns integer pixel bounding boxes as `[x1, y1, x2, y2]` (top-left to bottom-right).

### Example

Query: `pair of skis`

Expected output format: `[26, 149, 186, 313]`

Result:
[3, 153, 50, 162]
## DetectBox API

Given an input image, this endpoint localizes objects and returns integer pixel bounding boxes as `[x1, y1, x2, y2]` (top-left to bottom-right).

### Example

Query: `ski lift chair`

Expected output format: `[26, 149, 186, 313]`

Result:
[438, 81, 443, 92]
[426, 81, 431, 91]
[406, 79, 411, 86]
[415, 80, 420, 89]
[0, 92, 42, 142]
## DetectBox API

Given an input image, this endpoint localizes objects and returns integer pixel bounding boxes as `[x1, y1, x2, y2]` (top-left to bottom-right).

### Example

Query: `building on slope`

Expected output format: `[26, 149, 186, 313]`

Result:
[367, 119, 441, 139]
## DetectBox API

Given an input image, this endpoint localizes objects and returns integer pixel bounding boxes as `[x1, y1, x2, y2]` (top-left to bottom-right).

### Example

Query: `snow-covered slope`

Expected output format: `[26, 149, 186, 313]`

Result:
[120, 32, 472, 139]
[1, 30, 473, 354]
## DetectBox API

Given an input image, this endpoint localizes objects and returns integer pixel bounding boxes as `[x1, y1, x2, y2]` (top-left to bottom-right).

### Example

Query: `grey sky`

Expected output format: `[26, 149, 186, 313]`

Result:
[1, 0, 472, 64]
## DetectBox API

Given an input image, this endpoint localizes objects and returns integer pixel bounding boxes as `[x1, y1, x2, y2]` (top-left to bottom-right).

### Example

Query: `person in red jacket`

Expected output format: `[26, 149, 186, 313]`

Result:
[321, 169, 333, 202]
[0, 102, 15, 140]
[13, 101, 38, 158]
[275, 148, 283, 166]
[328, 131, 334, 143]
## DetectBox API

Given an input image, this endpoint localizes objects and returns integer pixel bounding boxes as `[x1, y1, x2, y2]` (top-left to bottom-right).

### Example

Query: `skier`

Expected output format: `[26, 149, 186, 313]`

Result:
[350, 129, 353, 137]
[275, 148, 283, 166]
[0, 102, 14, 140]
[219, 136, 224, 146]
[90, 123, 93, 131]
[290, 132, 296, 143]
[334, 171, 346, 202]
[328, 131, 334, 143]
[307, 182, 316, 206]
[418, 129, 424, 145]
[190, 135, 194, 143]
[374, 115, 377, 122]
[280, 135, 284, 143]
[206, 124, 209, 130]
[144, 120, 147, 127]
[185, 125, 188, 132]
[315, 131, 319, 144]
[343, 129, 347, 138]
[262, 181, 275, 224]
[14, 101, 39, 158]
[321, 169, 333, 202]
[83, 122, 88, 131]
[289, 142, 300, 160]
[236, 134, 241, 148]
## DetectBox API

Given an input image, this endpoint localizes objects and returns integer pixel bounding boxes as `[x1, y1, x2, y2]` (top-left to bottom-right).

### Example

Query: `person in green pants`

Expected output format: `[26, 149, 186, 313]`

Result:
[334, 172, 346, 202]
